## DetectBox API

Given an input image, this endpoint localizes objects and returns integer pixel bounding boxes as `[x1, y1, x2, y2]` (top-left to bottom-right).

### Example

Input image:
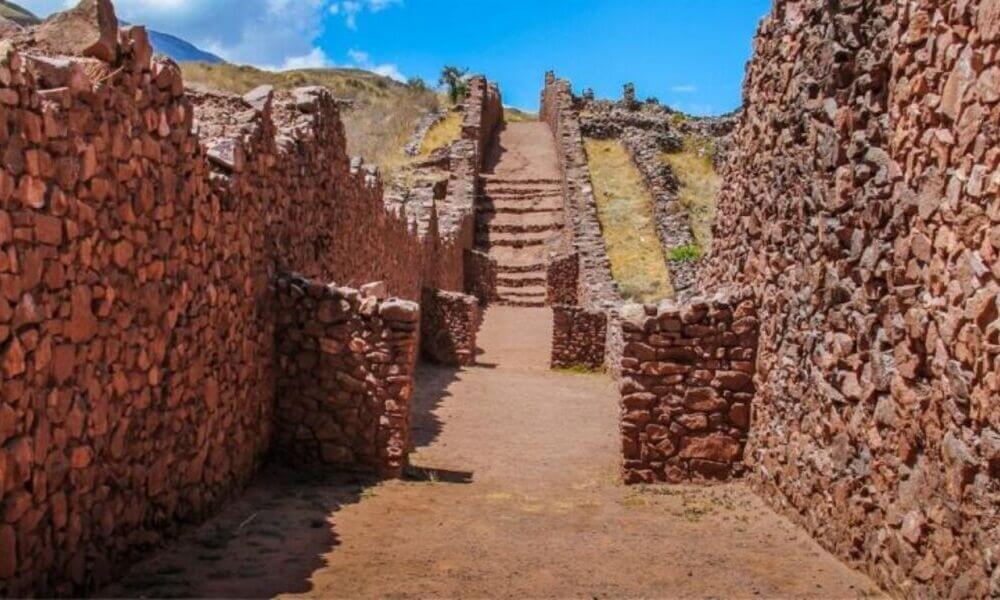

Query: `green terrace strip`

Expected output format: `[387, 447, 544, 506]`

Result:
[660, 135, 722, 252]
[584, 137, 673, 303]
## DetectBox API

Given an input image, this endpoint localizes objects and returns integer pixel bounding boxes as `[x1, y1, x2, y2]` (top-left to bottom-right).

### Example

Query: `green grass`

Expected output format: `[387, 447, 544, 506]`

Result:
[667, 243, 703, 262]
[660, 135, 721, 252]
[584, 137, 673, 303]
[180, 62, 440, 175]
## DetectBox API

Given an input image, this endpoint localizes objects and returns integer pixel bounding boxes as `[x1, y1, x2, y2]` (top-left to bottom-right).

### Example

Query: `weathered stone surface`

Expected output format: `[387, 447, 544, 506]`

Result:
[274, 274, 418, 478]
[699, 0, 999, 596]
[35, 0, 118, 62]
[551, 305, 607, 370]
[0, 5, 505, 595]
[619, 291, 756, 483]
[421, 288, 480, 366]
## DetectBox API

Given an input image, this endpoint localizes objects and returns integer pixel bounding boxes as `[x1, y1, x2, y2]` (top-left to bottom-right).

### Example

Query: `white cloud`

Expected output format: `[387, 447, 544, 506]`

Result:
[20, 0, 400, 70]
[280, 47, 334, 70]
[346, 48, 405, 82]
[670, 84, 698, 93]
[328, 0, 401, 29]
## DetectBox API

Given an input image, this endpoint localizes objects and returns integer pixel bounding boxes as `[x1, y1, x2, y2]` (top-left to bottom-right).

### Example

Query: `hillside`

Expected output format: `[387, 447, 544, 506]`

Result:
[2, 2, 223, 63]
[181, 62, 441, 173]
[0, 1, 40, 25]
[145, 29, 225, 63]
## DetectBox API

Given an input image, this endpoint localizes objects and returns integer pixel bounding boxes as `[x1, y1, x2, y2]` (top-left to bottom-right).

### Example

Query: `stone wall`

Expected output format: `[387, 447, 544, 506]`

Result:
[540, 73, 623, 374]
[550, 305, 606, 371]
[0, 1, 502, 595]
[546, 252, 579, 306]
[464, 248, 497, 305]
[273, 274, 419, 478]
[540, 73, 620, 313]
[420, 287, 480, 366]
[618, 293, 757, 484]
[701, 0, 999, 596]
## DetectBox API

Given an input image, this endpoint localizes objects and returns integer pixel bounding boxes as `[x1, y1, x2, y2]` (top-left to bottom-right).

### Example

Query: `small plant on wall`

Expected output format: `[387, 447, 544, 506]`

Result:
[668, 243, 703, 262]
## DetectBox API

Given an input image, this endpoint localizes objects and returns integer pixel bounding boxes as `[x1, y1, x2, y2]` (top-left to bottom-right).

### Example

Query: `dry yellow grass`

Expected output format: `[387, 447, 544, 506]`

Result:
[661, 136, 721, 251]
[180, 62, 439, 175]
[584, 138, 673, 303]
[419, 110, 464, 157]
[504, 107, 538, 123]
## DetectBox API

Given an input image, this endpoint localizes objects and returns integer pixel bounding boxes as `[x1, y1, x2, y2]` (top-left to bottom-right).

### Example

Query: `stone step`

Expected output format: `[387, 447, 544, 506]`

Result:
[487, 245, 547, 267]
[476, 231, 553, 248]
[476, 214, 563, 235]
[493, 260, 547, 273]
[478, 198, 564, 214]
[493, 298, 548, 308]
[481, 176, 562, 186]
[497, 272, 547, 287]
[496, 285, 547, 299]
[481, 186, 563, 197]
[479, 222, 563, 235]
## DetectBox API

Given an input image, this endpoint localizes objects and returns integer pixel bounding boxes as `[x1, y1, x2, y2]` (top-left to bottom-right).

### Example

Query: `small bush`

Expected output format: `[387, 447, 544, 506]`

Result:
[407, 77, 428, 92]
[670, 112, 688, 125]
[668, 244, 703, 262]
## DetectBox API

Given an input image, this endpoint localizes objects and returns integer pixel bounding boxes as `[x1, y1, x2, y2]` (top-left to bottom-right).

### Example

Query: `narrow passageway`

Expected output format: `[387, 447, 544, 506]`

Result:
[102, 306, 880, 599]
[477, 122, 565, 307]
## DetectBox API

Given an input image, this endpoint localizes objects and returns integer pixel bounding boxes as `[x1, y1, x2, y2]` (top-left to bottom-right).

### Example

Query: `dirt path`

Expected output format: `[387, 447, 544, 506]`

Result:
[103, 307, 881, 599]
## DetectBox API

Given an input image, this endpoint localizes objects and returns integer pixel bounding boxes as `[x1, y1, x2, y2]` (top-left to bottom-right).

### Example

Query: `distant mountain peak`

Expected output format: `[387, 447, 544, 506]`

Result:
[0, 2, 224, 64]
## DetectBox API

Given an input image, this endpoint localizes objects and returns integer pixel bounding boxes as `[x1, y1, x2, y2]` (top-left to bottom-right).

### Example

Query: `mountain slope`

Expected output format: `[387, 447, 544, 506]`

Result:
[180, 62, 441, 173]
[2, 2, 224, 63]
[145, 29, 224, 63]
[0, 1, 40, 26]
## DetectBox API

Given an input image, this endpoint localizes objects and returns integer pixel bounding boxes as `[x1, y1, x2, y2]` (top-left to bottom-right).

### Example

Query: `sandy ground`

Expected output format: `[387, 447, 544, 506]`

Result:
[101, 307, 883, 599]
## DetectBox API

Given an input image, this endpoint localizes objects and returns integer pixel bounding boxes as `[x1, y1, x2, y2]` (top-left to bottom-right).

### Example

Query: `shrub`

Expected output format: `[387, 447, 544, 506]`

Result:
[407, 77, 428, 92]
[439, 66, 470, 105]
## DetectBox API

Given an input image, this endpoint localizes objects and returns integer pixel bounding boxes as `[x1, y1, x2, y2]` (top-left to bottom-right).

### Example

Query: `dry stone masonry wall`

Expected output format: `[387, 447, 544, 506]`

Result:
[0, 0, 502, 594]
[546, 251, 579, 306]
[550, 305, 606, 371]
[619, 293, 758, 484]
[420, 287, 480, 367]
[702, 0, 999, 596]
[273, 274, 419, 478]
[540, 73, 624, 374]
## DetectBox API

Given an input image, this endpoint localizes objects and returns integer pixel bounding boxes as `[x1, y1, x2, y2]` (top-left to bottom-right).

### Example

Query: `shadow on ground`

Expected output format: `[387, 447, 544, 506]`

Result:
[99, 359, 470, 599]
[99, 465, 371, 599]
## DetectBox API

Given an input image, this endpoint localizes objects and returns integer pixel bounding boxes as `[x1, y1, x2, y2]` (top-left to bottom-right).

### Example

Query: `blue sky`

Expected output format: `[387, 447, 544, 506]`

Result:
[23, 0, 772, 115]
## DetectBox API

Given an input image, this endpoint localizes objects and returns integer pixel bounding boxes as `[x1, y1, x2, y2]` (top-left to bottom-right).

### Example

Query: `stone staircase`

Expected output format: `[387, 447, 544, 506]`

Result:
[476, 176, 564, 307]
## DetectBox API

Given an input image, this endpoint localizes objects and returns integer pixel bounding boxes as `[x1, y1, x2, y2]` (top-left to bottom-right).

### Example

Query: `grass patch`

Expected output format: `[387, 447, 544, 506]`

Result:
[667, 243, 703, 262]
[584, 137, 673, 303]
[419, 110, 464, 157]
[660, 135, 721, 251]
[180, 62, 439, 175]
